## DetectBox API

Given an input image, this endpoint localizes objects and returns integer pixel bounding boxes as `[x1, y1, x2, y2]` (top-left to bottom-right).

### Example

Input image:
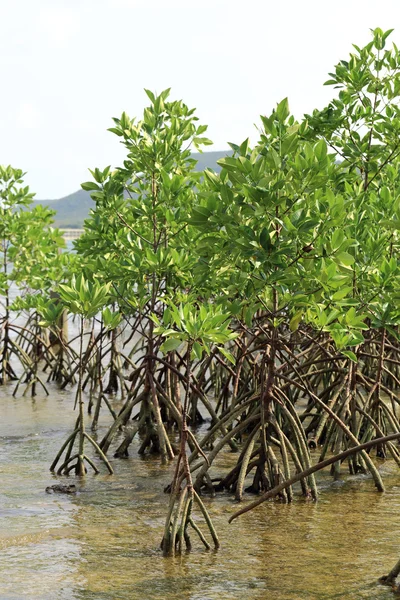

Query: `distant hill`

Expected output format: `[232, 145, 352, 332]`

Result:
[34, 189, 92, 229]
[34, 150, 231, 229]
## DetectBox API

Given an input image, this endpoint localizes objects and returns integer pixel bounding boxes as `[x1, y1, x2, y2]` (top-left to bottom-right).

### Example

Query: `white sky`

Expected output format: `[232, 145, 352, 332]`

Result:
[1, 0, 399, 198]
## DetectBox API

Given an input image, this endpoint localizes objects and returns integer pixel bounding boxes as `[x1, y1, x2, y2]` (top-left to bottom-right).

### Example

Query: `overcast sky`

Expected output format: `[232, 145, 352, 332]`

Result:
[1, 0, 399, 198]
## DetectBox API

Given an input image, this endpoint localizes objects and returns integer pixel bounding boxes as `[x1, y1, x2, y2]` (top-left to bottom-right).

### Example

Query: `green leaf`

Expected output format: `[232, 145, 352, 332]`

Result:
[332, 286, 352, 301]
[102, 307, 122, 330]
[276, 98, 290, 122]
[281, 133, 298, 155]
[244, 308, 253, 328]
[314, 139, 327, 161]
[289, 311, 302, 332]
[219, 346, 236, 364]
[259, 227, 271, 251]
[189, 207, 211, 225]
[331, 230, 344, 251]
[336, 252, 355, 266]
[81, 182, 100, 192]
[107, 127, 123, 136]
[160, 338, 183, 353]
[192, 341, 203, 360]
[341, 350, 357, 363]
[144, 89, 155, 103]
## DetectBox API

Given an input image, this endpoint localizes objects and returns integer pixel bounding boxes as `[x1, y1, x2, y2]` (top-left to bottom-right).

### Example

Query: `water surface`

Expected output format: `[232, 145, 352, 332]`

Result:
[1, 387, 399, 600]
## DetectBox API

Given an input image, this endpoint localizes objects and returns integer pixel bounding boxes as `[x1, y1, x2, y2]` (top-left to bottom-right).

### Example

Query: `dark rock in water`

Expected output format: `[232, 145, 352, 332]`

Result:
[45, 484, 77, 494]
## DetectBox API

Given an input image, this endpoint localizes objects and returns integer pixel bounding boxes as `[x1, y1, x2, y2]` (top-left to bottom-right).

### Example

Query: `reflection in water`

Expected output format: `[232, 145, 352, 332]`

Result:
[0, 387, 398, 600]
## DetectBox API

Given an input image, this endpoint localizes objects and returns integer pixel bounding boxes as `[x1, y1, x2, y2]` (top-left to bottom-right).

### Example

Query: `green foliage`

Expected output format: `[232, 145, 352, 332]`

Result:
[3, 28, 400, 384]
[0, 166, 66, 297]
[14, 295, 65, 328]
[152, 301, 237, 362]
[74, 90, 215, 337]
[58, 274, 111, 319]
[2, 31, 400, 527]
[102, 306, 122, 330]
[185, 29, 400, 357]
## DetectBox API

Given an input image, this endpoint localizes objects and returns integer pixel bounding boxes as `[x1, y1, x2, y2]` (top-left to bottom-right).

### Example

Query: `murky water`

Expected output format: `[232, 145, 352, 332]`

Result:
[1, 385, 400, 600]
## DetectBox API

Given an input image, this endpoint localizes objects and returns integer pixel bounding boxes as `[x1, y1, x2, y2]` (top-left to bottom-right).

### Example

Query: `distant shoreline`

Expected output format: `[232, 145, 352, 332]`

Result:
[62, 229, 83, 240]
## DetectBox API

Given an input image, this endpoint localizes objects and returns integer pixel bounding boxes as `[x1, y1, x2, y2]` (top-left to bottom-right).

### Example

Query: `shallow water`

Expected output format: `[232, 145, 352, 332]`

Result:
[1, 386, 400, 600]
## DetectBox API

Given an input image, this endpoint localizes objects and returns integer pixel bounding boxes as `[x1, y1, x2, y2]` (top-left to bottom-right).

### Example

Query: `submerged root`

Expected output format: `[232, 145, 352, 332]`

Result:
[161, 487, 219, 556]
[51, 429, 114, 476]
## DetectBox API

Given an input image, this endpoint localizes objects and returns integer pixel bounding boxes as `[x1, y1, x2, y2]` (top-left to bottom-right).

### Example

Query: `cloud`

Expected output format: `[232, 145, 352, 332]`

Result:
[35, 4, 81, 47]
[16, 103, 42, 130]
